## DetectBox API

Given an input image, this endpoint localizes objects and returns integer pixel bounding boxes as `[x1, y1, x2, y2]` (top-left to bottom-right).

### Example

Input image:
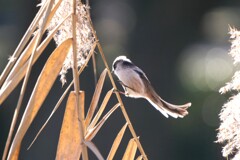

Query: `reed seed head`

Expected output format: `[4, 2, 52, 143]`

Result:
[217, 26, 240, 159]
[43, 0, 95, 85]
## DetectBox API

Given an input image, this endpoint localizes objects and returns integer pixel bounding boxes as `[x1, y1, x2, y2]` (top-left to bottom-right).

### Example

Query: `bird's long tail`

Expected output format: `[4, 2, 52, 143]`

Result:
[146, 90, 191, 118]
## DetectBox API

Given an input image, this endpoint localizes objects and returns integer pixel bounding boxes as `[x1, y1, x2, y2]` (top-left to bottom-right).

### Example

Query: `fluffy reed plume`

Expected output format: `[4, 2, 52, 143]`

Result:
[217, 26, 240, 160]
[43, 0, 95, 85]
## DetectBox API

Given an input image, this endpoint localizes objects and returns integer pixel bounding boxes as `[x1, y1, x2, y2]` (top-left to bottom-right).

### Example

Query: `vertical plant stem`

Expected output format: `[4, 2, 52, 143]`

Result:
[85, 7, 148, 160]
[2, 107, 19, 160]
[5, 1, 55, 159]
[92, 53, 98, 86]
[71, 0, 88, 159]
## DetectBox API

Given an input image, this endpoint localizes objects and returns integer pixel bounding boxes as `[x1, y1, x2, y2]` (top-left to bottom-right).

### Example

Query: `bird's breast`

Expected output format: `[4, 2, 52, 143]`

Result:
[115, 68, 145, 98]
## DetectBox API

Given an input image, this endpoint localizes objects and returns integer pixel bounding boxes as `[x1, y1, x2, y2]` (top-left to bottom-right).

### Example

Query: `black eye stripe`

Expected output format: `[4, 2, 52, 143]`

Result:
[113, 60, 122, 70]
[113, 62, 117, 70]
[122, 61, 133, 67]
[113, 59, 133, 70]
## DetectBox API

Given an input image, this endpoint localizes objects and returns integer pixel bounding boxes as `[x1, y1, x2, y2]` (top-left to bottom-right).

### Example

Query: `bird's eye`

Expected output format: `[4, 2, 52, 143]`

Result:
[113, 60, 122, 70]
[122, 61, 132, 67]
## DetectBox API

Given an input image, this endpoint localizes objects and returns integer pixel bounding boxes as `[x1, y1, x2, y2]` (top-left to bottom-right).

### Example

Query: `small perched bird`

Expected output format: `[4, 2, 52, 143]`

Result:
[112, 56, 191, 118]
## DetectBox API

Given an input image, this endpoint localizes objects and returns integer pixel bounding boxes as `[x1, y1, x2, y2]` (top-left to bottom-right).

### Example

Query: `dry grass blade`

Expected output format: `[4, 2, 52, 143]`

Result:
[28, 91, 85, 151]
[0, 34, 39, 105]
[85, 68, 108, 127]
[79, 90, 85, 128]
[88, 89, 113, 130]
[92, 53, 98, 86]
[85, 103, 120, 141]
[26, 43, 97, 150]
[107, 123, 128, 160]
[84, 140, 104, 160]
[122, 138, 138, 160]
[3, 1, 55, 159]
[0, 2, 48, 87]
[1, 0, 63, 91]
[55, 91, 82, 160]
[3, 1, 68, 86]
[0, 13, 71, 105]
[3, 35, 38, 85]
[7, 38, 72, 159]
[136, 155, 143, 160]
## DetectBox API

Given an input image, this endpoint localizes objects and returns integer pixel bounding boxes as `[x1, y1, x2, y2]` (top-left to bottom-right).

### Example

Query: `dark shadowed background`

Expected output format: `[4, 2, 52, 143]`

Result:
[1, 0, 240, 159]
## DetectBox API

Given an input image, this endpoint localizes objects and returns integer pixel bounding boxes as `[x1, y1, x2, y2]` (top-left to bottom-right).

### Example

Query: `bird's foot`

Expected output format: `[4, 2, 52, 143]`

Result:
[113, 89, 127, 96]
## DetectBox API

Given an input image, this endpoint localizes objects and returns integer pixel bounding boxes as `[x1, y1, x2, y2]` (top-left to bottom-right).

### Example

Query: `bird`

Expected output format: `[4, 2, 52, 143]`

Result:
[112, 55, 191, 118]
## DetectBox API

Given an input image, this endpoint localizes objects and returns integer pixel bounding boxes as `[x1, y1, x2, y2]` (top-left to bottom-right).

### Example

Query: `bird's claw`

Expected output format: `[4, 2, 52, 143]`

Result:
[113, 89, 126, 96]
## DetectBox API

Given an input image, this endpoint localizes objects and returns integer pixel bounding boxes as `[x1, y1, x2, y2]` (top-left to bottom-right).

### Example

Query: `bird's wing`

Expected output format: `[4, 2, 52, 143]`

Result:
[133, 67, 150, 82]
[118, 80, 135, 91]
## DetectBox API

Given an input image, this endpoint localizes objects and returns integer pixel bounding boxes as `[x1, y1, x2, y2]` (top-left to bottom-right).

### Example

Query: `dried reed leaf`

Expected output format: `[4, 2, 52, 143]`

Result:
[107, 123, 128, 160]
[4, 35, 38, 84]
[84, 140, 104, 160]
[0, 15, 71, 105]
[0, 2, 47, 87]
[92, 53, 98, 85]
[7, 38, 72, 159]
[136, 155, 143, 160]
[56, 91, 82, 160]
[85, 68, 108, 126]
[3, 0, 61, 88]
[122, 138, 138, 160]
[4, 9, 70, 86]
[27, 42, 96, 149]
[88, 89, 113, 130]
[79, 90, 85, 127]
[85, 103, 120, 141]
[27, 91, 84, 150]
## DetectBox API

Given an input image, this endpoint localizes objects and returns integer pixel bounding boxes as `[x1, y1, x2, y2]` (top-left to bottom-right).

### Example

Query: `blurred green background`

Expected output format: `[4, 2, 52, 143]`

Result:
[1, 0, 240, 159]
